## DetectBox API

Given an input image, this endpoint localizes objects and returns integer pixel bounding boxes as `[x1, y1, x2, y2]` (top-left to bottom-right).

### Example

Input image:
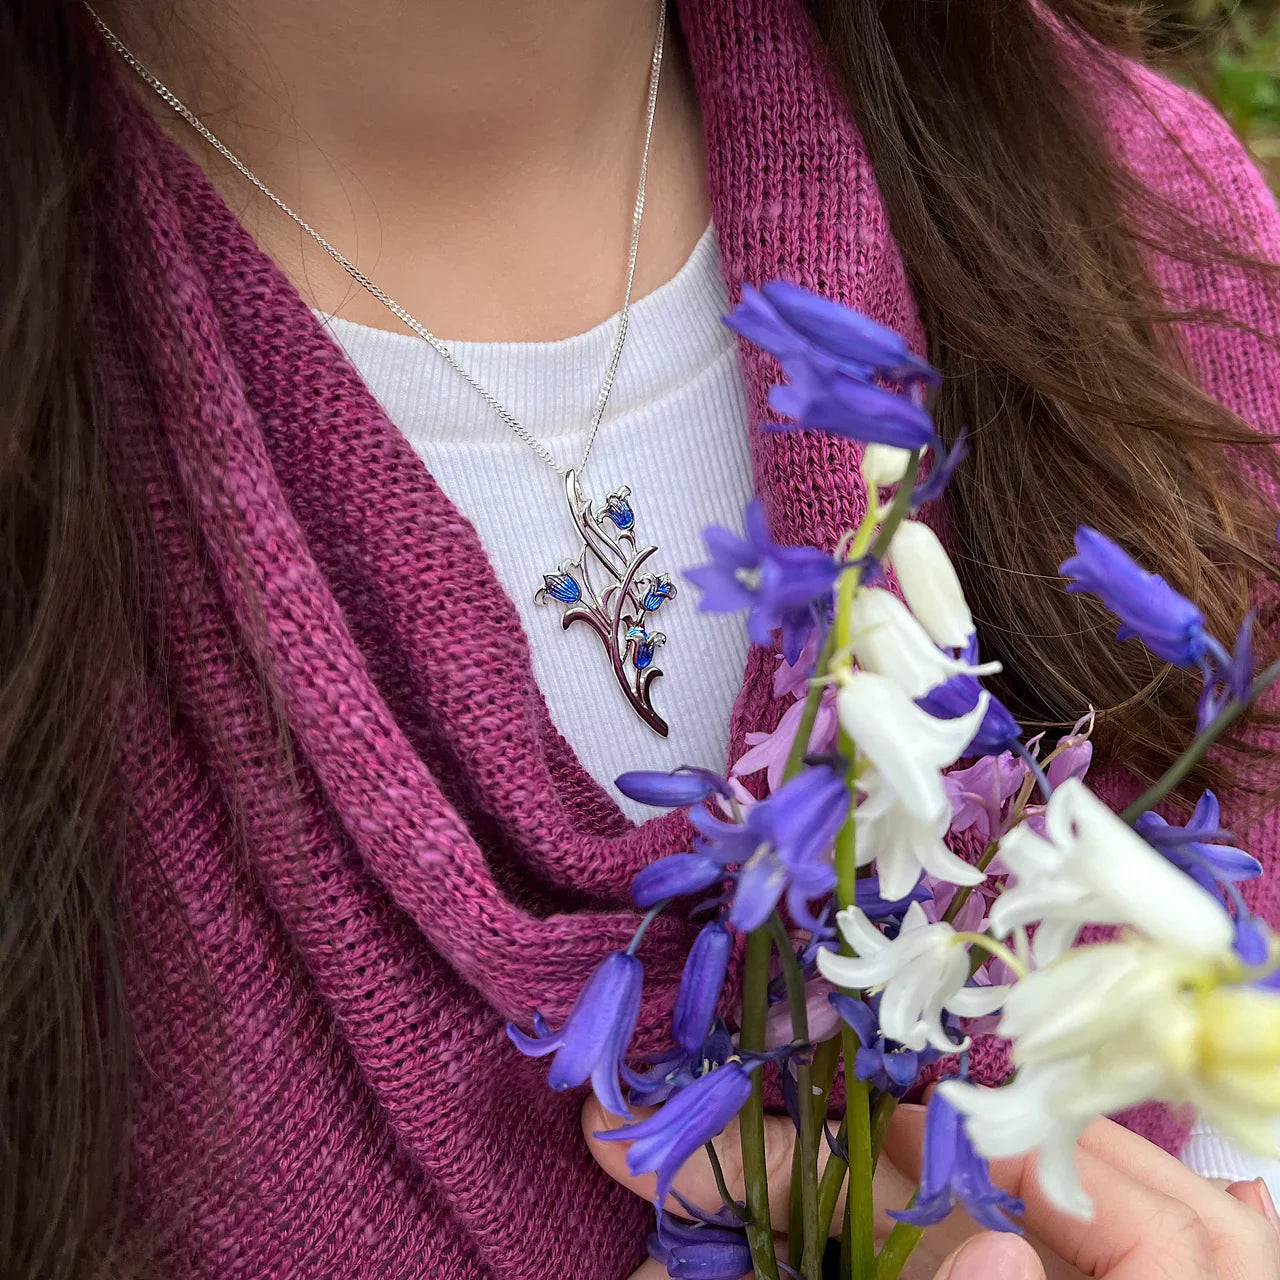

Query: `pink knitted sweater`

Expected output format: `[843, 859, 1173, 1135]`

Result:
[98, 1, 1280, 1276]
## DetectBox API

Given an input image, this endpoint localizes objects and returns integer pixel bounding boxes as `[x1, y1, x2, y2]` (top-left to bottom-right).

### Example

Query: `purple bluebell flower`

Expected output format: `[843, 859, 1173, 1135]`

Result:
[1233, 915, 1280, 992]
[856, 875, 933, 921]
[633, 854, 727, 909]
[673, 922, 733, 1053]
[628, 1021, 735, 1108]
[1197, 611, 1257, 731]
[889, 1091, 1025, 1233]
[1061, 527, 1221, 670]
[830, 993, 942, 1097]
[724, 283, 939, 449]
[507, 951, 643, 1118]
[686, 500, 840, 663]
[595, 1060, 759, 1202]
[910, 430, 969, 509]
[1136, 792, 1261, 898]
[692, 765, 848, 932]
[617, 767, 733, 809]
[916, 648, 1021, 757]
[647, 1207, 753, 1279]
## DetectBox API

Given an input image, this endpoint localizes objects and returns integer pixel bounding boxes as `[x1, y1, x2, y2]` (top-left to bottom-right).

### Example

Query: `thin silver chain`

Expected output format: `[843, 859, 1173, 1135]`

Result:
[87, 2, 666, 480]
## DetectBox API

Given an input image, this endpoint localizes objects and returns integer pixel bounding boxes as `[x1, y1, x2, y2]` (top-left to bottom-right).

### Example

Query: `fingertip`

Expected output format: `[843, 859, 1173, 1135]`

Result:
[936, 1232, 1045, 1280]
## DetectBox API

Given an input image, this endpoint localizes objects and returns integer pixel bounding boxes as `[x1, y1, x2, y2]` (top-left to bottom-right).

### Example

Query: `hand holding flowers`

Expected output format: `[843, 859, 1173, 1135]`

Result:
[507, 282, 1280, 1280]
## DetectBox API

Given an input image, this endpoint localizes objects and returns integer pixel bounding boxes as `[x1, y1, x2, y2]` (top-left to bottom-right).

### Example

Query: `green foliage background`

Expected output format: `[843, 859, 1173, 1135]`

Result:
[1139, 0, 1279, 186]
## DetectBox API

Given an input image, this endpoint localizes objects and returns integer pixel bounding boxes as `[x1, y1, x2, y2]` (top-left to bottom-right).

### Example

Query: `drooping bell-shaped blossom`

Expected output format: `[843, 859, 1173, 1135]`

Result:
[885, 520, 975, 650]
[693, 765, 849, 932]
[944, 752, 1025, 846]
[632, 854, 727, 909]
[855, 771, 986, 901]
[628, 1022, 736, 1108]
[990, 778, 1236, 964]
[816, 903, 1008, 1053]
[731, 685, 839, 793]
[646, 1207, 754, 1280]
[724, 283, 939, 450]
[687, 500, 841, 663]
[838, 670, 990, 818]
[1060, 526, 1220, 670]
[942, 927, 1263, 1220]
[673, 922, 734, 1054]
[830, 993, 944, 1097]
[595, 1060, 759, 1203]
[1198, 611, 1257, 730]
[1135, 790, 1261, 898]
[507, 951, 644, 1118]
[616, 767, 733, 809]
[889, 1090, 1025, 1233]
[915, 634, 1022, 758]
[846, 589, 999, 700]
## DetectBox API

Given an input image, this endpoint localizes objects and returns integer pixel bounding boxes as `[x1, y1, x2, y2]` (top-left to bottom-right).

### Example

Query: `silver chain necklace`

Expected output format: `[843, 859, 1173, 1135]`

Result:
[90, 2, 678, 735]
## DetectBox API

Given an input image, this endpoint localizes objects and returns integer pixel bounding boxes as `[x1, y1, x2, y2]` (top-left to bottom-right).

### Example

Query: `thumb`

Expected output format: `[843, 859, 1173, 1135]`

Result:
[933, 1233, 1046, 1280]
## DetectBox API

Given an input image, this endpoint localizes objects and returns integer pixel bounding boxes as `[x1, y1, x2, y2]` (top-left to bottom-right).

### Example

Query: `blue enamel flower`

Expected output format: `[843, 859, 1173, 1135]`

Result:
[603, 488, 636, 531]
[724, 282, 938, 449]
[686, 499, 840, 663]
[627, 626, 666, 671]
[1061, 527, 1219, 669]
[639, 573, 678, 612]
[538, 572, 582, 605]
[507, 951, 643, 1118]
[1136, 791, 1261, 897]
[890, 1091, 1024, 1233]
[594, 1060, 758, 1202]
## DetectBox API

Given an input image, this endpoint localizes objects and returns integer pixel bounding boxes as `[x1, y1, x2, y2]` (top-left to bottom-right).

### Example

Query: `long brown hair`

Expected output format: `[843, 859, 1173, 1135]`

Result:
[3, 0, 1278, 1275]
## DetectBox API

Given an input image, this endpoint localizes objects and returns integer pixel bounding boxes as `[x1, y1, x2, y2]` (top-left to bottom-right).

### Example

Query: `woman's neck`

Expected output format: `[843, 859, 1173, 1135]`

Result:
[100, 0, 711, 339]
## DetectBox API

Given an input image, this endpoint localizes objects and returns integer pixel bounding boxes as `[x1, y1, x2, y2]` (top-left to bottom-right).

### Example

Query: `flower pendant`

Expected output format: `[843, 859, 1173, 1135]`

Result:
[534, 469, 675, 735]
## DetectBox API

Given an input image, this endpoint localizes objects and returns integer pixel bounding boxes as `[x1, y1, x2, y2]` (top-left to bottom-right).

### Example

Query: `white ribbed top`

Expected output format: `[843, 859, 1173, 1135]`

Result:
[319, 226, 753, 822]
[319, 223, 1275, 1195]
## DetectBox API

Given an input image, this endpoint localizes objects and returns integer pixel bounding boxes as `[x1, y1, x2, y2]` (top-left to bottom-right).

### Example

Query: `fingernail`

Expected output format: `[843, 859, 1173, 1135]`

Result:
[939, 1233, 1042, 1280]
[1256, 1179, 1280, 1234]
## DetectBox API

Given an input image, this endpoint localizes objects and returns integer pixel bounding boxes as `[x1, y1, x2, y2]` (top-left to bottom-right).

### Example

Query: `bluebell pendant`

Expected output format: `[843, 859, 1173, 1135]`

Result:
[534, 469, 676, 735]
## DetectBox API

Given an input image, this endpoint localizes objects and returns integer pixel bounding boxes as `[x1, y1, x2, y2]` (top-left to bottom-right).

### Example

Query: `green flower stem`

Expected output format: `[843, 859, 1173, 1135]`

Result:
[770, 914, 822, 1280]
[739, 926, 781, 1280]
[875, 1212, 925, 1280]
[705, 1143, 750, 1221]
[799, 1036, 844, 1251]
[816, 1117, 850, 1242]
[842, 1029, 877, 1280]
[870, 1092, 897, 1163]
[1121, 656, 1280, 822]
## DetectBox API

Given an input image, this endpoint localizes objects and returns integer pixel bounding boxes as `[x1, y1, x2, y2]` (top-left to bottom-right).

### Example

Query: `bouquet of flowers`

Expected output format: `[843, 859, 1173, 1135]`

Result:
[508, 280, 1280, 1280]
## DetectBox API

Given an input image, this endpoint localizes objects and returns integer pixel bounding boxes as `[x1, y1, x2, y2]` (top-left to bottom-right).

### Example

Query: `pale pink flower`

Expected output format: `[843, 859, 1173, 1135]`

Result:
[733, 686, 838, 793]
[944, 752, 1024, 846]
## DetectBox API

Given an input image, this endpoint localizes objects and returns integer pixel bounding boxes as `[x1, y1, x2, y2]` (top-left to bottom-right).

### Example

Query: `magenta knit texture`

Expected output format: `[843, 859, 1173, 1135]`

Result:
[96, 2, 1280, 1276]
